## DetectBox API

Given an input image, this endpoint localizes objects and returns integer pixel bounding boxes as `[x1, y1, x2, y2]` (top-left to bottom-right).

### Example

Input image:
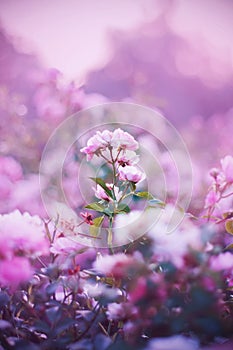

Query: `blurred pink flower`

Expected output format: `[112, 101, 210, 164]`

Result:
[8, 175, 47, 217]
[146, 335, 199, 350]
[106, 302, 137, 321]
[0, 257, 32, 290]
[93, 253, 135, 277]
[51, 237, 96, 269]
[118, 165, 145, 183]
[210, 252, 233, 271]
[148, 205, 202, 268]
[0, 156, 23, 182]
[129, 276, 147, 303]
[0, 210, 49, 259]
[50, 237, 81, 255]
[221, 155, 233, 183]
[0, 174, 12, 200]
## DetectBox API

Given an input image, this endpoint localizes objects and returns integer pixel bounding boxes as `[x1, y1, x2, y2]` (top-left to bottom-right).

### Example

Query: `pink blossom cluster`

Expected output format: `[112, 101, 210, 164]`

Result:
[81, 128, 145, 186]
[205, 155, 233, 219]
[0, 210, 49, 289]
[50, 236, 96, 270]
[80, 128, 138, 161]
[0, 156, 23, 203]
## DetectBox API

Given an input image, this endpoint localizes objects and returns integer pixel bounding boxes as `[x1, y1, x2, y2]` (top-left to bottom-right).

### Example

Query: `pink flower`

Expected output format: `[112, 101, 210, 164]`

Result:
[80, 129, 138, 161]
[117, 150, 139, 167]
[107, 302, 137, 321]
[118, 165, 145, 183]
[0, 156, 23, 183]
[106, 183, 122, 201]
[93, 183, 122, 202]
[129, 277, 147, 303]
[146, 335, 199, 350]
[80, 212, 94, 225]
[0, 210, 49, 259]
[50, 237, 80, 255]
[209, 167, 220, 179]
[221, 155, 233, 182]
[210, 252, 233, 271]
[93, 253, 135, 277]
[50, 237, 96, 268]
[94, 184, 111, 201]
[0, 257, 32, 290]
[80, 130, 113, 161]
[111, 128, 138, 151]
[0, 174, 12, 200]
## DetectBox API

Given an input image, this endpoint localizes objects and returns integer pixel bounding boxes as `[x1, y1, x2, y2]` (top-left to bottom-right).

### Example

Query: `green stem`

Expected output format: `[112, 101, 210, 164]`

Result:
[108, 216, 114, 254]
[118, 183, 131, 203]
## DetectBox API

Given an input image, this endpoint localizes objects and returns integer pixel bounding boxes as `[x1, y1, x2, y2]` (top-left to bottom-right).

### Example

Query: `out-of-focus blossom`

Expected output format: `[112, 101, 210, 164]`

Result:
[50, 237, 81, 255]
[50, 236, 96, 269]
[0, 257, 32, 291]
[33, 68, 84, 123]
[128, 276, 148, 303]
[0, 174, 12, 200]
[52, 202, 78, 235]
[0, 210, 49, 259]
[83, 281, 120, 300]
[8, 175, 47, 217]
[118, 165, 145, 183]
[221, 155, 233, 183]
[0, 156, 23, 182]
[148, 205, 202, 268]
[93, 253, 135, 278]
[146, 335, 199, 350]
[210, 252, 233, 271]
[106, 302, 137, 321]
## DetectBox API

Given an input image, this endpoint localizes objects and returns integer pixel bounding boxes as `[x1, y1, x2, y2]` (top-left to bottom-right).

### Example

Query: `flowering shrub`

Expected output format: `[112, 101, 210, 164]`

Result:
[205, 155, 233, 239]
[0, 126, 233, 350]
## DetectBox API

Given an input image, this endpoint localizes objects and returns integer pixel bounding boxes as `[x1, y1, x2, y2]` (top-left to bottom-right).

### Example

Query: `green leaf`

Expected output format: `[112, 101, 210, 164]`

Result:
[148, 198, 165, 207]
[85, 202, 106, 212]
[90, 177, 114, 199]
[225, 220, 233, 235]
[115, 203, 130, 213]
[134, 191, 154, 200]
[89, 216, 104, 237]
[103, 208, 114, 217]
